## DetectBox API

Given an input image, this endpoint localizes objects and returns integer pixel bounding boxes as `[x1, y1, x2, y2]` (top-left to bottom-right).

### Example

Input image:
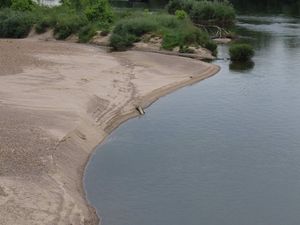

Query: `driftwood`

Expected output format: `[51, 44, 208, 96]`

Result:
[194, 23, 231, 39]
[136, 106, 145, 115]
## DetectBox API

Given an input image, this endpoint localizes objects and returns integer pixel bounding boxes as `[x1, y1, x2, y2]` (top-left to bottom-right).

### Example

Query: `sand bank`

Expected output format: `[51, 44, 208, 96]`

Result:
[0, 38, 219, 225]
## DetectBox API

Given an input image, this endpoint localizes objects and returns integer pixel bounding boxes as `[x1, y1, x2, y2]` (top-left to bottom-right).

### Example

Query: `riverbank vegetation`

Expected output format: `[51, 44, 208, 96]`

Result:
[167, 0, 235, 27]
[0, 0, 237, 54]
[110, 13, 217, 52]
[0, 0, 114, 41]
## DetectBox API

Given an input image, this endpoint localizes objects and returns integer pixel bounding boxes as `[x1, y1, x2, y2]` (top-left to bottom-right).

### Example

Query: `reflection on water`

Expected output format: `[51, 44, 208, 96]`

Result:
[85, 16, 300, 225]
[229, 60, 255, 71]
[230, 0, 300, 16]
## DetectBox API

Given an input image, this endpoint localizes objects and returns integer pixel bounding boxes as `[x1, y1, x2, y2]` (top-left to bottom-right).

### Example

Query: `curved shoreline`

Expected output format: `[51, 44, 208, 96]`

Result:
[0, 39, 219, 225]
[82, 59, 220, 225]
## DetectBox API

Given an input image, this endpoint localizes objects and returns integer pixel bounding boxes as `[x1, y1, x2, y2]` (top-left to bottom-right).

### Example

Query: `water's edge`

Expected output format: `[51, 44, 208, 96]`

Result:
[82, 62, 220, 225]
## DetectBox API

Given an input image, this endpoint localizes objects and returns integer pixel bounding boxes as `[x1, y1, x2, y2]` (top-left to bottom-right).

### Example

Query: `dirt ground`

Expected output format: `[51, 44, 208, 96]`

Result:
[0, 38, 219, 225]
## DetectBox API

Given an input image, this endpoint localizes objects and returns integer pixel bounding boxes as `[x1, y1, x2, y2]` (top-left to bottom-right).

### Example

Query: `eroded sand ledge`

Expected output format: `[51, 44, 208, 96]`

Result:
[0, 39, 219, 225]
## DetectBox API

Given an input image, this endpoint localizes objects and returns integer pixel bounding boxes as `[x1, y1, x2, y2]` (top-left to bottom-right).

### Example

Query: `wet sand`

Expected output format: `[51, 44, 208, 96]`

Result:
[0, 38, 219, 225]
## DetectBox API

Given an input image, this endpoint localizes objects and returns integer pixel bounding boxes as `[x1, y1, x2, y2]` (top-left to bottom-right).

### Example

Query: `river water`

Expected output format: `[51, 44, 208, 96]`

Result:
[85, 16, 300, 225]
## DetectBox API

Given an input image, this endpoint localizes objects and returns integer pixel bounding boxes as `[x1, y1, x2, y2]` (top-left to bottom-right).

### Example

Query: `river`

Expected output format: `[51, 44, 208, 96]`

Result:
[84, 15, 300, 225]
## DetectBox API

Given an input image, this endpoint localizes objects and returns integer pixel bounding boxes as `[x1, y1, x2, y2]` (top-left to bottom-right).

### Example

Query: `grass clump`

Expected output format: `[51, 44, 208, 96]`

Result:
[0, 8, 35, 38]
[229, 43, 254, 62]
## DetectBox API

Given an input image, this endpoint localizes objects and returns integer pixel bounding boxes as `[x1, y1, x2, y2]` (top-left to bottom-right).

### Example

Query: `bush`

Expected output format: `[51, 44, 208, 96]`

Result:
[0, 9, 34, 38]
[161, 33, 181, 50]
[110, 32, 137, 50]
[229, 43, 254, 62]
[115, 17, 158, 37]
[84, 0, 113, 23]
[110, 17, 158, 50]
[167, 0, 235, 26]
[166, 0, 194, 14]
[54, 14, 88, 40]
[162, 21, 210, 50]
[78, 24, 96, 43]
[190, 1, 235, 26]
[175, 9, 187, 20]
[35, 16, 53, 34]
[11, 0, 35, 11]
[110, 13, 213, 52]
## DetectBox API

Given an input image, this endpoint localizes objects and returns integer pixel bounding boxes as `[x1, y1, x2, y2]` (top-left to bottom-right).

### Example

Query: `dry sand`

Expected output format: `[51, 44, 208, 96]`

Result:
[0, 38, 219, 225]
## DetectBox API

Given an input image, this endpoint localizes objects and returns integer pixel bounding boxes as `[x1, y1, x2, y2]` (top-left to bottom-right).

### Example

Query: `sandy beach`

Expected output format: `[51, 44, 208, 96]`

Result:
[0, 38, 219, 225]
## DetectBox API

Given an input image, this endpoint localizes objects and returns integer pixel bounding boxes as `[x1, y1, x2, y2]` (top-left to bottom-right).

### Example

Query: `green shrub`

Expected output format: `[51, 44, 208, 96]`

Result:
[0, 9, 34, 38]
[54, 14, 88, 40]
[229, 43, 254, 62]
[110, 13, 214, 52]
[110, 32, 137, 50]
[190, 1, 235, 26]
[35, 16, 53, 34]
[167, 0, 235, 26]
[166, 0, 194, 14]
[110, 17, 158, 50]
[153, 14, 181, 29]
[84, 0, 113, 23]
[115, 17, 158, 37]
[175, 9, 187, 20]
[78, 24, 96, 43]
[161, 32, 181, 50]
[162, 28, 208, 50]
[11, 0, 35, 11]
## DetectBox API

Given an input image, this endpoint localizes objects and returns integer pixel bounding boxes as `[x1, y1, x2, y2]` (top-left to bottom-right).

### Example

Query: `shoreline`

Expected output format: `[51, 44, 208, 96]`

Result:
[0, 38, 219, 225]
[82, 62, 219, 224]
